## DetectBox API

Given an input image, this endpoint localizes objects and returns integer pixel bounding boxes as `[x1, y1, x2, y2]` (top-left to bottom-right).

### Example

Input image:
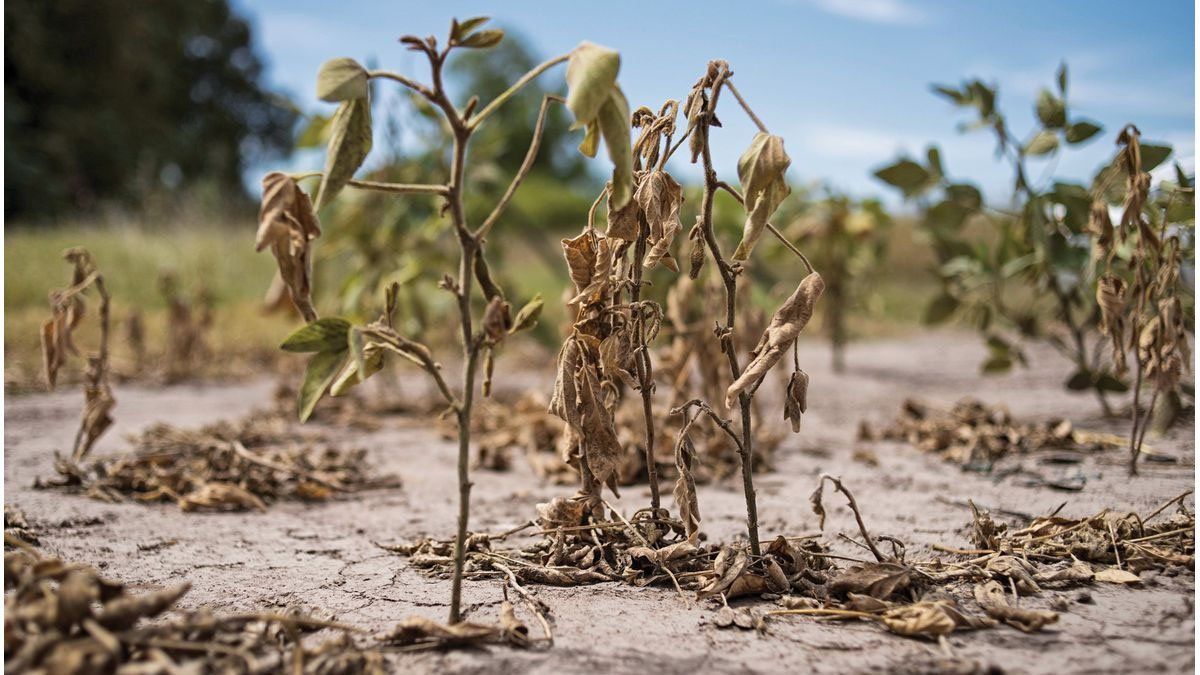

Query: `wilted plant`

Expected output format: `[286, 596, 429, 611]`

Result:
[874, 64, 1185, 416]
[547, 60, 820, 558]
[39, 248, 114, 462]
[784, 190, 892, 372]
[159, 272, 214, 383]
[1092, 126, 1194, 473]
[256, 18, 628, 624]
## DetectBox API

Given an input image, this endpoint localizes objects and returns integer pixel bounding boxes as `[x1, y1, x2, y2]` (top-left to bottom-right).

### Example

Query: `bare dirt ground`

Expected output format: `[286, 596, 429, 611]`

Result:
[5, 331, 1194, 674]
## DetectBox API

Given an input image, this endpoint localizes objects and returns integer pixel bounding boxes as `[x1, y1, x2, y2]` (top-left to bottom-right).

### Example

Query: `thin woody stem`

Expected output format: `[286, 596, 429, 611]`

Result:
[630, 225, 661, 510]
[368, 70, 436, 100]
[469, 54, 569, 129]
[291, 173, 449, 196]
[476, 94, 564, 238]
[724, 80, 768, 134]
[714, 181, 814, 273]
[697, 91, 762, 556]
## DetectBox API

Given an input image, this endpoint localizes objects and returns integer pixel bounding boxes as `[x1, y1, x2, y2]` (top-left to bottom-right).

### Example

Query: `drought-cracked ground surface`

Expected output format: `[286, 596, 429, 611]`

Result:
[5, 331, 1195, 674]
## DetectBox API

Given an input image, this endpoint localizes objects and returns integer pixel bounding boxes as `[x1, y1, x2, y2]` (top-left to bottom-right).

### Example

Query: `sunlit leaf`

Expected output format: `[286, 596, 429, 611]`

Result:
[298, 349, 348, 422]
[565, 42, 620, 129]
[317, 98, 373, 210]
[316, 58, 369, 102]
[280, 317, 351, 352]
[1065, 120, 1102, 144]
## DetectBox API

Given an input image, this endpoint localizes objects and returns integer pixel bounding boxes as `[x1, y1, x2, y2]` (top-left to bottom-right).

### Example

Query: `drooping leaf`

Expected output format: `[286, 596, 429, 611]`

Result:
[725, 273, 824, 408]
[596, 87, 634, 209]
[874, 159, 932, 197]
[565, 42, 620, 129]
[295, 114, 332, 148]
[636, 170, 683, 270]
[1025, 130, 1060, 156]
[734, 132, 791, 260]
[1035, 89, 1066, 128]
[280, 317, 351, 352]
[317, 97, 372, 210]
[257, 172, 322, 321]
[298, 349, 348, 422]
[1065, 120, 1102, 144]
[510, 294, 544, 333]
[316, 57, 369, 102]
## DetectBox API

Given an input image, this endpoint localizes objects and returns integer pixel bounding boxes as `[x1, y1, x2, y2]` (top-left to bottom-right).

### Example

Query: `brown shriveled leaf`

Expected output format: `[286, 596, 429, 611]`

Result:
[672, 417, 702, 543]
[1033, 560, 1094, 585]
[178, 482, 268, 512]
[1093, 567, 1141, 584]
[481, 297, 513, 345]
[94, 582, 191, 631]
[606, 188, 640, 241]
[562, 232, 614, 309]
[973, 580, 1059, 632]
[985, 555, 1040, 595]
[516, 566, 611, 586]
[636, 170, 683, 271]
[257, 172, 322, 321]
[381, 617, 504, 648]
[535, 496, 587, 529]
[733, 132, 791, 261]
[697, 548, 750, 599]
[498, 601, 530, 648]
[829, 562, 911, 600]
[75, 362, 115, 461]
[880, 600, 993, 639]
[725, 273, 824, 408]
[783, 369, 809, 433]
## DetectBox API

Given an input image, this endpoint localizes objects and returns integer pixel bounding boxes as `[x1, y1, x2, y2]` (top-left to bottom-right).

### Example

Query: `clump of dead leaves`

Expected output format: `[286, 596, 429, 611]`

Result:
[37, 405, 398, 512]
[4, 539, 546, 672]
[861, 397, 1129, 471]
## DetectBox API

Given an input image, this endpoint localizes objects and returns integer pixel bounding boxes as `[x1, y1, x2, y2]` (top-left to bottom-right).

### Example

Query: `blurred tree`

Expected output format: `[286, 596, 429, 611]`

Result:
[5, 0, 296, 219]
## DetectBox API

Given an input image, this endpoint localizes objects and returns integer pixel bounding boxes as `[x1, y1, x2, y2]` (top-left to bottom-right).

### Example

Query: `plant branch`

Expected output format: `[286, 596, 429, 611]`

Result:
[469, 54, 569, 130]
[714, 181, 814, 273]
[724, 80, 768, 133]
[476, 94, 565, 238]
[368, 70, 435, 100]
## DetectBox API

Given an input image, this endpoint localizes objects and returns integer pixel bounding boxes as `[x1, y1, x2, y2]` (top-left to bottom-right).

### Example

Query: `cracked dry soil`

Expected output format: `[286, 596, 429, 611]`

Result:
[5, 331, 1194, 674]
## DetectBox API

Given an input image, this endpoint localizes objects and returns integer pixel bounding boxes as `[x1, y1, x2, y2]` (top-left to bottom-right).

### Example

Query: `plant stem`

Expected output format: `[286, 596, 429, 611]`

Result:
[629, 221, 661, 511]
[476, 94, 563, 239]
[697, 111, 761, 556]
[469, 54, 569, 130]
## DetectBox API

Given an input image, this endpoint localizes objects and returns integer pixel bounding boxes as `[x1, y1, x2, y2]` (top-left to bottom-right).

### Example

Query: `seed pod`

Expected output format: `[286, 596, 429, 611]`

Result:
[481, 296, 512, 345]
[482, 348, 495, 398]
[688, 223, 706, 279]
[726, 272, 825, 409]
[783, 369, 810, 433]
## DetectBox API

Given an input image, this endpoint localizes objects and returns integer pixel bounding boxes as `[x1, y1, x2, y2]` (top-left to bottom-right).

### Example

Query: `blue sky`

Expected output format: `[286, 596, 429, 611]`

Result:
[236, 0, 1195, 203]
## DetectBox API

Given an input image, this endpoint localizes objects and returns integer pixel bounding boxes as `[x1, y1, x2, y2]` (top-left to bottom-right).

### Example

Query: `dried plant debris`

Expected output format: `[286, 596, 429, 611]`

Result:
[4, 506, 39, 546]
[4, 546, 388, 673]
[37, 406, 399, 511]
[862, 397, 1128, 473]
[966, 492, 1194, 573]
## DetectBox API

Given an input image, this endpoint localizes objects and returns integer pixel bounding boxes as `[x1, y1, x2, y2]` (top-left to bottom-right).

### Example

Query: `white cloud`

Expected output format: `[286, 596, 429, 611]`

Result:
[803, 0, 927, 25]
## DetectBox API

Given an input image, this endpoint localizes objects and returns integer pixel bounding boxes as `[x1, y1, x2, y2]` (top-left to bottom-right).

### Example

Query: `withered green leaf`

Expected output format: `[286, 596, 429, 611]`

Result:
[509, 294, 544, 334]
[317, 97, 372, 210]
[280, 317, 351, 353]
[316, 57, 369, 102]
[298, 349, 348, 422]
[597, 87, 634, 209]
[733, 132, 791, 261]
[565, 42, 620, 129]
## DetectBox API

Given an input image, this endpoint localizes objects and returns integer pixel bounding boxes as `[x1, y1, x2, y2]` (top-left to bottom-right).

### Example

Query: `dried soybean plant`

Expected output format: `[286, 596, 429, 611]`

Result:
[39, 248, 115, 463]
[158, 272, 214, 383]
[1092, 126, 1195, 474]
[669, 61, 822, 557]
[255, 18, 629, 624]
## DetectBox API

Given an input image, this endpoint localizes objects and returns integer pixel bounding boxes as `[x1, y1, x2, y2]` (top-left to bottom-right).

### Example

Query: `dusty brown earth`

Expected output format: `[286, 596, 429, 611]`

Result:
[5, 331, 1195, 674]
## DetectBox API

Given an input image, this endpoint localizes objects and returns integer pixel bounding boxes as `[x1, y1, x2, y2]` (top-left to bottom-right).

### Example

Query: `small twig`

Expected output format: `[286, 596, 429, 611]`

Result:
[476, 95, 565, 238]
[724, 80, 768, 133]
[1142, 490, 1193, 523]
[816, 474, 886, 562]
[469, 54, 569, 129]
